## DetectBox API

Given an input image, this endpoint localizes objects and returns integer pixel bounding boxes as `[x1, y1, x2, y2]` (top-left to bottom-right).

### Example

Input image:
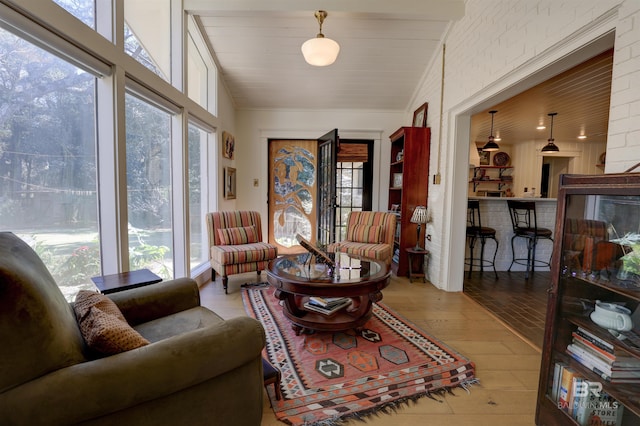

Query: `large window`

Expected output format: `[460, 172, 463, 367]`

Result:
[0, 27, 100, 301]
[188, 123, 209, 270]
[1, 1, 220, 297]
[52, 0, 95, 28]
[124, 0, 171, 81]
[125, 94, 174, 279]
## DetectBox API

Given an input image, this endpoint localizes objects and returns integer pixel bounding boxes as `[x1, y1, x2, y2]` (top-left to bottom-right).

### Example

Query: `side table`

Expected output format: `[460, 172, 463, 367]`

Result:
[91, 268, 162, 294]
[406, 248, 429, 283]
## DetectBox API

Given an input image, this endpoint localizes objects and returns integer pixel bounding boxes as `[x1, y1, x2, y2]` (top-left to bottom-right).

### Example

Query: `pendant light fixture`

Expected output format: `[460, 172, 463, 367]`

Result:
[541, 112, 560, 153]
[482, 110, 500, 152]
[301, 10, 340, 66]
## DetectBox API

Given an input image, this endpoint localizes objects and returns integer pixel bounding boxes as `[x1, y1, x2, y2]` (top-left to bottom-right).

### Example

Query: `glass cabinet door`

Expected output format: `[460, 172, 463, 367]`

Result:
[538, 173, 640, 426]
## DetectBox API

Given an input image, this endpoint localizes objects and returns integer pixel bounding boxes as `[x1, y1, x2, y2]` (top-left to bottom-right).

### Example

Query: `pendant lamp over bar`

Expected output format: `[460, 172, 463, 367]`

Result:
[301, 10, 340, 66]
[541, 112, 560, 153]
[482, 110, 500, 152]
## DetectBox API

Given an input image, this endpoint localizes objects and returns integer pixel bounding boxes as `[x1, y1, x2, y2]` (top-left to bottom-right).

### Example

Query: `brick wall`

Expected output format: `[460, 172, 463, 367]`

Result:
[415, 0, 640, 289]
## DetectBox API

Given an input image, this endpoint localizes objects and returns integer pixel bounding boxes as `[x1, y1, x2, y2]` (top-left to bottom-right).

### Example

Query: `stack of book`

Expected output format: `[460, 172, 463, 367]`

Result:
[566, 327, 640, 384]
[304, 297, 351, 316]
[552, 361, 624, 425]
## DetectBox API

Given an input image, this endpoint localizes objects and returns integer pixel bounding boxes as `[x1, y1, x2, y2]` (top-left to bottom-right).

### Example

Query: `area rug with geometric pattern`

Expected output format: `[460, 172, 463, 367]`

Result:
[242, 285, 477, 426]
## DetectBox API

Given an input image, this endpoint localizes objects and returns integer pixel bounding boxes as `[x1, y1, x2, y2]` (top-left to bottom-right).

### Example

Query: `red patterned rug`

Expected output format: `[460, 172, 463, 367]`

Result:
[242, 285, 477, 426]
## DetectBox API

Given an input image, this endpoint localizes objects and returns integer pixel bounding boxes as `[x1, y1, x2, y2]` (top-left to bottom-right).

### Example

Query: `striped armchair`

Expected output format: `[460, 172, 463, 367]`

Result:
[328, 211, 396, 266]
[206, 211, 278, 293]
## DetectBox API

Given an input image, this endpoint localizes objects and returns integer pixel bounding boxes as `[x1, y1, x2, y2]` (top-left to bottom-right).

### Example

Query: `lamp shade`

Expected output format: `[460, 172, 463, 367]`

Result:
[482, 110, 500, 152]
[541, 112, 559, 153]
[301, 37, 340, 66]
[410, 206, 428, 224]
[541, 141, 559, 153]
[482, 137, 500, 152]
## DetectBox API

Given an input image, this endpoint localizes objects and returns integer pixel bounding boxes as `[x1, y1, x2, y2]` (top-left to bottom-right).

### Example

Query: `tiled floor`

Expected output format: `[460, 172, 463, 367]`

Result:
[463, 271, 550, 349]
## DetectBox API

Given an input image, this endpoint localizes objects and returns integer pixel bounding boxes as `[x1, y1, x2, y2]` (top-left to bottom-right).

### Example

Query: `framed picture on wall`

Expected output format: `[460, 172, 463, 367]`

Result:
[412, 102, 428, 127]
[222, 131, 235, 159]
[478, 149, 490, 165]
[224, 167, 236, 199]
[392, 173, 403, 188]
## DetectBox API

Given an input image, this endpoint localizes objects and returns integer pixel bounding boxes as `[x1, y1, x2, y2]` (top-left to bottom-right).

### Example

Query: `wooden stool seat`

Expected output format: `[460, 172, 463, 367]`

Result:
[507, 200, 553, 279]
[465, 200, 498, 278]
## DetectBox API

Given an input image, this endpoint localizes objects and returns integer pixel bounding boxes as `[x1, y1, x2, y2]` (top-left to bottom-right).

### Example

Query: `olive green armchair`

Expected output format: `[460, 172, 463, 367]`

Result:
[0, 232, 265, 425]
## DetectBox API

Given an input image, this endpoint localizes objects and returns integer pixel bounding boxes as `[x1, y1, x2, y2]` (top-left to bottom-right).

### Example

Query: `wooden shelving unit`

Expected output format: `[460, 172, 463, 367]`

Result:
[387, 127, 431, 277]
[469, 166, 513, 192]
[536, 173, 640, 426]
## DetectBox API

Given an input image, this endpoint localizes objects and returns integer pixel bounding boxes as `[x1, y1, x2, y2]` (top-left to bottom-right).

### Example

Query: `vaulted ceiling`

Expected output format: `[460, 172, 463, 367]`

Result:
[186, 1, 613, 146]
[186, 0, 464, 110]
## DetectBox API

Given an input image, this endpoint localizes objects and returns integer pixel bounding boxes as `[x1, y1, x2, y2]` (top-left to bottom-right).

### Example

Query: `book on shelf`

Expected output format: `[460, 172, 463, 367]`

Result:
[575, 327, 615, 354]
[552, 362, 567, 402]
[558, 366, 577, 413]
[573, 331, 616, 362]
[567, 342, 640, 382]
[574, 392, 624, 426]
[551, 362, 625, 425]
[570, 338, 640, 368]
[304, 298, 351, 316]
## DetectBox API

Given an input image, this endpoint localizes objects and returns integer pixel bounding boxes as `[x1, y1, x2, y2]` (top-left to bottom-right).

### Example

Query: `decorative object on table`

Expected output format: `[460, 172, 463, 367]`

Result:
[492, 151, 510, 166]
[396, 149, 404, 162]
[482, 110, 500, 152]
[390, 203, 400, 212]
[301, 10, 340, 66]
[392, 172, 403, 188]
[412, 102, 428, 127]
[478, 148, 490, 165]
[295, 233, 335, 269]
[223, 167, 236, 199]
[242, 286, 477, 426]
[541, 112, 560, 153]
[221, 131, 235, 159]
[410, 205, 429, 250]
[590, 300, 633, 333]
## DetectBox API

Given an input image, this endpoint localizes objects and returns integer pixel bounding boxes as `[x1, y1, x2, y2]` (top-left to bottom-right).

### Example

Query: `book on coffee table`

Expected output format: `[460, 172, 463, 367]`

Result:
[304, 298, 352, 316]
[308, 296, 349, 309]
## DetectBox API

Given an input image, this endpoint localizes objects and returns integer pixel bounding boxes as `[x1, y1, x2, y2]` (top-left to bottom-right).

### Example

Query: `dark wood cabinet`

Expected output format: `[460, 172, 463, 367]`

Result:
[387, 127, 430, 277]
[536, 173, 640, 426]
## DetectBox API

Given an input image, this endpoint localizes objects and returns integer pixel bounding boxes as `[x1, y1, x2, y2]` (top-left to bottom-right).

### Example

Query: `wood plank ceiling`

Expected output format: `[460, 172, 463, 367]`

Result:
[470, 49, 613, 146]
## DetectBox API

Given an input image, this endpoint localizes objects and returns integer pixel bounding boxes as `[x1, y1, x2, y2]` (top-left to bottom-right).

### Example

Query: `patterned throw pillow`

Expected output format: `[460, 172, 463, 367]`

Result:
[74, 290, 149, 355]
[217, 225, 259, 245]
[347, 224, 382, 244]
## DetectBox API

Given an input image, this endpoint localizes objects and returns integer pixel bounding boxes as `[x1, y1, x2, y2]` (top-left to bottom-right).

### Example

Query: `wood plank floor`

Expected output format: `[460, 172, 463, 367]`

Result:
[199, 272, 542, 425]
[463, 271, 550, 349]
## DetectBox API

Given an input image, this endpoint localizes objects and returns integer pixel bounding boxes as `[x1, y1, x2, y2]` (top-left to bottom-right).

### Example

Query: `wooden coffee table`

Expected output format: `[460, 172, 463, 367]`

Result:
[266, 252, 390, 335]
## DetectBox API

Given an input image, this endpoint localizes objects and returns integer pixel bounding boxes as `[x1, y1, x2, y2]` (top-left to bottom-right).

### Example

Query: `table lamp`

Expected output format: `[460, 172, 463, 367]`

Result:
[410, 206, 428, 250]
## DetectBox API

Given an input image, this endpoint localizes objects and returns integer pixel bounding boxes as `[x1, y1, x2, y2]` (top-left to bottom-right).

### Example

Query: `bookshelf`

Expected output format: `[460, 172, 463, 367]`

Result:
[387, 127, 431, 277]
[536, 173, 640, 426]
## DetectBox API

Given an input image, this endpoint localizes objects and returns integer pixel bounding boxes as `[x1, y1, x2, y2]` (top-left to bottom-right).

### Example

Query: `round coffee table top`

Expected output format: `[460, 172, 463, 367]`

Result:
[267, 252, 386, 286]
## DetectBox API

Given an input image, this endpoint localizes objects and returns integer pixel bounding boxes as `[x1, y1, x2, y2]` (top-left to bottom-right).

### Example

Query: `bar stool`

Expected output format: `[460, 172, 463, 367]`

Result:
[465, 200, 498, 278]
[507, 200, 553, 279]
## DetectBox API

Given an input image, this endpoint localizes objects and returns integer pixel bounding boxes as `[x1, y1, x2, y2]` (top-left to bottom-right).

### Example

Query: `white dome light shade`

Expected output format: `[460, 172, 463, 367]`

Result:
[301, 37, 340, 66]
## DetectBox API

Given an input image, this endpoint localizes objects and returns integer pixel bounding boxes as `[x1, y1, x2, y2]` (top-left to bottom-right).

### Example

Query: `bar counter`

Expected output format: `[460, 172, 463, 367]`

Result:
[467, 197, 557, 272]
